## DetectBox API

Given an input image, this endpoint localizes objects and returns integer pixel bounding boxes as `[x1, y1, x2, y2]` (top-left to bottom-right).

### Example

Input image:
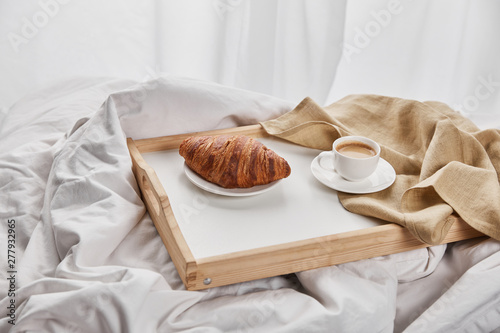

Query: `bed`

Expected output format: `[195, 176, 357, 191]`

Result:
[2, 1, 500, 332]
[1, 75, 499, 332]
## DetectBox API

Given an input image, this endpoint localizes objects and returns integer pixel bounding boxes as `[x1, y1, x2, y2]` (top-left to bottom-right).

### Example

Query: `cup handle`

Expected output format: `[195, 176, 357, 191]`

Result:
[317, 151, 335, 171]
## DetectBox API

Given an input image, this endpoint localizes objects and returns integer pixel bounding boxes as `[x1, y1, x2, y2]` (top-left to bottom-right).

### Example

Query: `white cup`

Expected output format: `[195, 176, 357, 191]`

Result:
[319, 136, 380, 181]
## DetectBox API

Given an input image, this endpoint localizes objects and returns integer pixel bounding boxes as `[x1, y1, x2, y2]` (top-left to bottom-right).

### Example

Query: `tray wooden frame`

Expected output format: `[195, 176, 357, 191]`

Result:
[127, 124, 484, 291]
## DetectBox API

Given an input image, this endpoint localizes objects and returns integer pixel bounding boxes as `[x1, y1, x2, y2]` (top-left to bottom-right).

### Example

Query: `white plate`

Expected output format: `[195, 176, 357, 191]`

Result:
[183, 163, 281, 197]
[311, 152, 396, 194]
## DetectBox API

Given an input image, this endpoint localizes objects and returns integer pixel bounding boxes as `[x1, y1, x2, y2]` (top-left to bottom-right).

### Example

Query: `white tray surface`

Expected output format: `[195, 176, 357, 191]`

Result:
[142, 137, 386, 259]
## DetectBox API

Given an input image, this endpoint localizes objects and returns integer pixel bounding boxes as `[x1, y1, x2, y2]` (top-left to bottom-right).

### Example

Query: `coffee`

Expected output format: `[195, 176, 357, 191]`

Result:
[336, 141, 376, 158]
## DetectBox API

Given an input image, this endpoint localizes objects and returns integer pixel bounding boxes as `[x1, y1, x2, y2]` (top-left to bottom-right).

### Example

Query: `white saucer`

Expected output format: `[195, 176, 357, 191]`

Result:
[184, 163, 281, 197]
[311, 153, 396, 194]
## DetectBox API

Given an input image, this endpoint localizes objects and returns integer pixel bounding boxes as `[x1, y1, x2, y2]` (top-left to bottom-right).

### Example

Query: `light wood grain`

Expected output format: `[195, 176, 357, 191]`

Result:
[127, 125, 485, 291]
[134, 124, 268, 153]
[127, 138, 198, 288]
[188, 217, 483, 290]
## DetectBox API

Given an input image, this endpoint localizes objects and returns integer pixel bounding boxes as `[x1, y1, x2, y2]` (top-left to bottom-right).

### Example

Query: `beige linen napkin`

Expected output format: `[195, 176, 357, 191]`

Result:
[261, 95, 500, 245]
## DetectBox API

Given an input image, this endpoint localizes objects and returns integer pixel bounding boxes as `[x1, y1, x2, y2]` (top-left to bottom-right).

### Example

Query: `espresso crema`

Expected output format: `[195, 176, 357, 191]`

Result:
[336, 141, 376, 158]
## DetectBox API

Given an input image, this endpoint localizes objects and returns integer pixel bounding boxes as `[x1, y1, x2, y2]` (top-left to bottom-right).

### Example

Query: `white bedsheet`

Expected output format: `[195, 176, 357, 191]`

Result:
[1, 77, 500, 332]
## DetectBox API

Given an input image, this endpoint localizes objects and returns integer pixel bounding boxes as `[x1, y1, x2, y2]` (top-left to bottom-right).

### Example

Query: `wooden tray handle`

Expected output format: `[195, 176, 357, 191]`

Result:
[127, 138, 198, 288]
[138, 169, 162, 219]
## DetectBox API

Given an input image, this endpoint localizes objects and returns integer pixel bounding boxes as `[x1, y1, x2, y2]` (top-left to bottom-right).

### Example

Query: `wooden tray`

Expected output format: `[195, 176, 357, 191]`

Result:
[127, 124, 483, 291]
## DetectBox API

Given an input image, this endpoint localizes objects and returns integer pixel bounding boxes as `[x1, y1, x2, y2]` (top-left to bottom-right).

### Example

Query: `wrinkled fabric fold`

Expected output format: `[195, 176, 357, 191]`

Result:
[261, 95, 500, 245]
[3, 77, 500, 332]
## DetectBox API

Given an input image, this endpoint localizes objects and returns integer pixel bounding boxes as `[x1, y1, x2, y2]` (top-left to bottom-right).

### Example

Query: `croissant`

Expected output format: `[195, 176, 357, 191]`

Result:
[179, 135, 291, 188]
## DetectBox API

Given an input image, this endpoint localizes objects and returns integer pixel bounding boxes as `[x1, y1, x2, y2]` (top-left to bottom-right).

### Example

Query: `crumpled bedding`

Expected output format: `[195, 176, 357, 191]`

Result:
[1, 76, 499, 332]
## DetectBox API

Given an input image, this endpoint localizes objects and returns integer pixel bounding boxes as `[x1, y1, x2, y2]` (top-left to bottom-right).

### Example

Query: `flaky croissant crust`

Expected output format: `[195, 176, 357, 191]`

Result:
[179, 135, 291, 188]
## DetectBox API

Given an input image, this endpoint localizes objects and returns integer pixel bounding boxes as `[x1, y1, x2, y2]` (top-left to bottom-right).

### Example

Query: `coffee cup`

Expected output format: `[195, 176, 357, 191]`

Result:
[319, 136, 380, 181]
